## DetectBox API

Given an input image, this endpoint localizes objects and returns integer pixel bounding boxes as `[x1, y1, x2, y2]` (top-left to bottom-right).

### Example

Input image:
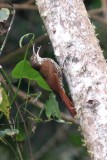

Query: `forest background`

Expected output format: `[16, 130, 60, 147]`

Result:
[0, 0, 106, 160]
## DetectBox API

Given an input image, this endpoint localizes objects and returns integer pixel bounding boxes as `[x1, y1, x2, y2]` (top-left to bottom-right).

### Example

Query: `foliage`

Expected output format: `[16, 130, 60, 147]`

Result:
[0, 86, 10, 119]
[45, 93, 61, 119]
[12, 60, 51, 91]
[0, 28, 64, 158]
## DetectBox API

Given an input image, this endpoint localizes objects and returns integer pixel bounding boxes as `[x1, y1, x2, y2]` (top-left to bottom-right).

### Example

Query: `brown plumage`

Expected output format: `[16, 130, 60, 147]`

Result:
[30, 46, 76, 117]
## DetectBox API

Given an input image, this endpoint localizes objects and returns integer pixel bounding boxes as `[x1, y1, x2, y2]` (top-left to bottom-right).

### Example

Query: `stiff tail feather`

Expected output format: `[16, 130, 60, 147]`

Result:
[59, 89, 76, 117]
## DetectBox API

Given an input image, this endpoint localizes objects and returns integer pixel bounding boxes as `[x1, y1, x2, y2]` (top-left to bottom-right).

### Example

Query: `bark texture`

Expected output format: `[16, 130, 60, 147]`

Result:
[36, 0, 107, 159]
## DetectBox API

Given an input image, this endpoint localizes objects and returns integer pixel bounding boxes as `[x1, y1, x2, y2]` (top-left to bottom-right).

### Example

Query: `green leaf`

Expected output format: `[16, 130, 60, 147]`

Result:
[12, 60, 51, 91]
[0, 8, 10, 22]
[16, 133, 25, 142]
[0, 86, 10, 119]
[15, 127, 26, 142]
[45, 93, 61, 119]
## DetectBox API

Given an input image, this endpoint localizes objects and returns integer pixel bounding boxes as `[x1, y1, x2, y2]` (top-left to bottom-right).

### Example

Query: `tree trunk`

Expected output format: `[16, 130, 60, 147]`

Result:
[36, 0, 107, 159]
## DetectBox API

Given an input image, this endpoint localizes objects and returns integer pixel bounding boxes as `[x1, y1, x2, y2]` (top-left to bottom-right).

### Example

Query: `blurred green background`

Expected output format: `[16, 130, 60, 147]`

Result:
[0, 0, 106, 160]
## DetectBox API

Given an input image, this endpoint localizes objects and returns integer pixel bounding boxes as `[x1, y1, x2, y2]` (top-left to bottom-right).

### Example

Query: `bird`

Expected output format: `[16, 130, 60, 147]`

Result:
[30, 44, 76, 117]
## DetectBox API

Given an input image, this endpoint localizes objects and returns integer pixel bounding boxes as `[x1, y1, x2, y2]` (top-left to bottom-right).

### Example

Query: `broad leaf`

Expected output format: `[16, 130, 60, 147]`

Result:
[45, 93, 61, 119]
[16, 133, 25, 142]
[12, 60, 51, 91]
[16, 126, 26, 142]
[0, 86, 10, 119]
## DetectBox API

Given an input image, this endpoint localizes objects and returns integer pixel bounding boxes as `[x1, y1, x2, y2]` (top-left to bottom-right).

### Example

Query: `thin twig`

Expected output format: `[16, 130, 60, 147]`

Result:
[0, 69, 34, 160]
[12, 85, 79, 125]
[24, 0, 34, 4]
[0, 3, 37, 10]
[0, 3, 15, 55]
[88, 8, 102, 14]
[88, 1, 107, 24]
[102, 0, 107, 20]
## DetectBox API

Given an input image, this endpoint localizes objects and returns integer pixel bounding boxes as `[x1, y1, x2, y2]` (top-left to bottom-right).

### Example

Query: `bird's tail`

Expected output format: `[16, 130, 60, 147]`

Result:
[59, 88, 76, 117]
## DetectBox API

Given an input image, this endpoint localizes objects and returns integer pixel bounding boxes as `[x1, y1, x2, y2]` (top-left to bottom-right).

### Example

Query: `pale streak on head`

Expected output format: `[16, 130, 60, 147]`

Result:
[32, 44, 43, 64]
[36, 46, 42, 59]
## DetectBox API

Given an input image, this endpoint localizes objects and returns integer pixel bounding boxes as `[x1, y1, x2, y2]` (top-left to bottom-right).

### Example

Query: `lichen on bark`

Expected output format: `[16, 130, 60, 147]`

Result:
[36, 0, 107, 159]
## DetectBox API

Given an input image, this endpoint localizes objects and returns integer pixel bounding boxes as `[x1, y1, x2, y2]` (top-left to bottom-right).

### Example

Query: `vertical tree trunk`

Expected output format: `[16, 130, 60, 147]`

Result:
[36, 0, 107, 159]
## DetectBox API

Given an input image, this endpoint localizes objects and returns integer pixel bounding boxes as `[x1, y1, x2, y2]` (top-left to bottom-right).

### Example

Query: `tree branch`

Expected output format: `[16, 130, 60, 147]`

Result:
[0, 3, 37, 10]
[36, 0, 107, 159]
